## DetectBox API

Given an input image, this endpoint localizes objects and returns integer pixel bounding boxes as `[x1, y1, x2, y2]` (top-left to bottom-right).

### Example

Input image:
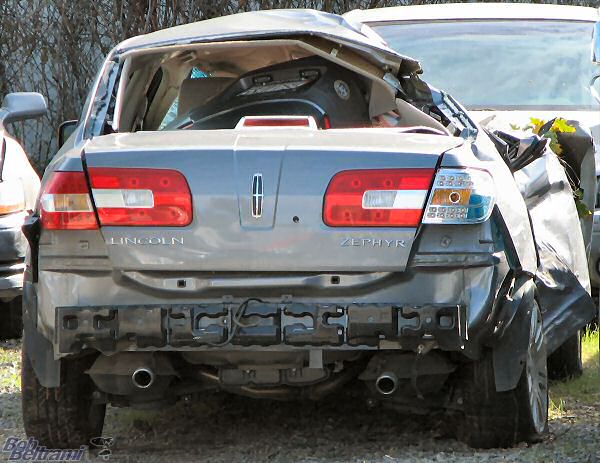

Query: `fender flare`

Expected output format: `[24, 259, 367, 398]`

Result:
[23, 280, 60, 388]
[491, 275, 535, 392]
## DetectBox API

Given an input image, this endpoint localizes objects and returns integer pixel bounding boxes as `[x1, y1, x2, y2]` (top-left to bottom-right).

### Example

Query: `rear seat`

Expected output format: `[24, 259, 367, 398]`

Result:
[177, 77, 235, 116]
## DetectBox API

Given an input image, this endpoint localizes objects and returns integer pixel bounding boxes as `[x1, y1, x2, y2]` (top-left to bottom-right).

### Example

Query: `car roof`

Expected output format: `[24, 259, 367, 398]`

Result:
[344, 3, 599, 24]
[115, 9, 421, 75]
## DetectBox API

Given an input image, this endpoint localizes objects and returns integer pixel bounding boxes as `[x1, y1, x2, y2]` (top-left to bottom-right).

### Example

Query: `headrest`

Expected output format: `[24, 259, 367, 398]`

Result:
[177, 77, 234, 116]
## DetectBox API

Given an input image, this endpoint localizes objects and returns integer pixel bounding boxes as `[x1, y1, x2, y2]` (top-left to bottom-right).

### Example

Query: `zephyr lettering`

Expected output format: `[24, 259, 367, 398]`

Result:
[340, 237, 406, 248]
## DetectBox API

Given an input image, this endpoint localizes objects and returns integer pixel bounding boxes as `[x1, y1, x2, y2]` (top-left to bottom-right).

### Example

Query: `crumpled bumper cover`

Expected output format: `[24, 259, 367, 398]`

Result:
[56, 302, 468, 354]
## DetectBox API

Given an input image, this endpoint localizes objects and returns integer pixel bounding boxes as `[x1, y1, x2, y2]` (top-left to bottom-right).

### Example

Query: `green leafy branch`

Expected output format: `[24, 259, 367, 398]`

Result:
[511, 117, 591, 218]
[510, 117, 576, 156]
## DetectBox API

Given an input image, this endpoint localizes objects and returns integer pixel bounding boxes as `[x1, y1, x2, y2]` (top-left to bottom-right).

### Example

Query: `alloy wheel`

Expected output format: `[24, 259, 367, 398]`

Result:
[525, 307, 548, 433]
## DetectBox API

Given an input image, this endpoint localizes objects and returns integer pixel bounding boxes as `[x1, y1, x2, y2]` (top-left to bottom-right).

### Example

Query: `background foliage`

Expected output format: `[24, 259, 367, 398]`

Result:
[1, 0, 599, 171]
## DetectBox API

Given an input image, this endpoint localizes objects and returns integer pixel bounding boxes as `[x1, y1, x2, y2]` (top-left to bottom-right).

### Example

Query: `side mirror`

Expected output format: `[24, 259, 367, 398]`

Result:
[58, 120, 78, 148]
[0, 92, 47, 129]
[594, 21, 600, 64]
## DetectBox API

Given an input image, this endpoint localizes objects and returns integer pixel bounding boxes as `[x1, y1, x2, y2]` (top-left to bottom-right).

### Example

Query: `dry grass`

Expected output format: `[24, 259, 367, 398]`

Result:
[0, 340, 19, 393]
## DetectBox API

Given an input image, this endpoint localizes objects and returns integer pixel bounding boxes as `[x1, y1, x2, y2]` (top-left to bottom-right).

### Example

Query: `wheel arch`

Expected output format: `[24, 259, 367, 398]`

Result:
[491, 274, 536, 392]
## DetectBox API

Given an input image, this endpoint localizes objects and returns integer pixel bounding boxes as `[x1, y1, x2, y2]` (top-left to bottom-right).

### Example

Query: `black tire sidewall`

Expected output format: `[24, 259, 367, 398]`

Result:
[457, 301, 548, 448]
[0, 297, 23, 340]
[547, 331, 583, 380]
[21, 340, 106, 448]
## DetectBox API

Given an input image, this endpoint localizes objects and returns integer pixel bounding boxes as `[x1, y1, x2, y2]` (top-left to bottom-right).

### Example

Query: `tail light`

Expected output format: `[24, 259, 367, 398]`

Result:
[88, 167, 192, 227]
[40, 171, 98, 230]
[422, 168, 495, 224]
[323, 169, 435, 227]
[0, 178, 25, 215]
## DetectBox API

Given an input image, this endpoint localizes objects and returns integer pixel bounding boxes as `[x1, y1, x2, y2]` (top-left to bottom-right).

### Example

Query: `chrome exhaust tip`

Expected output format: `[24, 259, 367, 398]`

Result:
[132, 367, 155, 389]
[375, 372, 398, 396]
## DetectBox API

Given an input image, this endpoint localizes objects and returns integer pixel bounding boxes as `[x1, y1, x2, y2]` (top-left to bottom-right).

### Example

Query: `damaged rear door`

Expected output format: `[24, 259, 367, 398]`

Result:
[490, 126, 597, 353]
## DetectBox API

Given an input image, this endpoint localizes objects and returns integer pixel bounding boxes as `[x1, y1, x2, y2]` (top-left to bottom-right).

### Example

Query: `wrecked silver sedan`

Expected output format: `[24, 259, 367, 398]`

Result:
[20, 10, 596, 450]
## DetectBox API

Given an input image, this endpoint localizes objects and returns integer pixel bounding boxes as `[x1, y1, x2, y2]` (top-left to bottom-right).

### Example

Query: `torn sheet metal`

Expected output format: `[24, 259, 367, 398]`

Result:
[117, 10, 421, 76]
[511, 136, 596, 353]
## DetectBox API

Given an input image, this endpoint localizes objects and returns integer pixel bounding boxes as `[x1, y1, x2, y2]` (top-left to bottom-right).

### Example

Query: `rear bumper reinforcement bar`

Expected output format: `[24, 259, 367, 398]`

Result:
[56, 302, 468, 354]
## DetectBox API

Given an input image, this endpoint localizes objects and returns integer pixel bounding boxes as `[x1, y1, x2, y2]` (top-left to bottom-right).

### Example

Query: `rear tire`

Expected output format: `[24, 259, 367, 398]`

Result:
[547, 331, 583, 380]
[457, 303, 547, 448]
[0, 296, 22, 340]
[21, 341, 106, 448]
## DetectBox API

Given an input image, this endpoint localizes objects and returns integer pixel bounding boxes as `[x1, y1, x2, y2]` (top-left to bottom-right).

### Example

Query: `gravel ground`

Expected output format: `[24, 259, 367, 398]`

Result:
[1, 339, 599, 463]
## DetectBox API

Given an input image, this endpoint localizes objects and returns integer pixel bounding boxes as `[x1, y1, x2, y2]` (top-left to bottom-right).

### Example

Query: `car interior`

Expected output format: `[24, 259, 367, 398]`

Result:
[110, 39, 451, 135]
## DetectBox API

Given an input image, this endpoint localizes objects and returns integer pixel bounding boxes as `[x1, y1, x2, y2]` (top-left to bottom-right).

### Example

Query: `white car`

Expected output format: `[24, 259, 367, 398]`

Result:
[345, 4, 599, 134]
[0, 93, 44, 339]
[347, 2, 600, 379]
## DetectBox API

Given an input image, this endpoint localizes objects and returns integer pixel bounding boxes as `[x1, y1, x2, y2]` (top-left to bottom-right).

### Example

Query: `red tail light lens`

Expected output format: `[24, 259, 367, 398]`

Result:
[88, 168, 192, 227]
[323, 169, 435, 227]
[40, 171, 98, 230]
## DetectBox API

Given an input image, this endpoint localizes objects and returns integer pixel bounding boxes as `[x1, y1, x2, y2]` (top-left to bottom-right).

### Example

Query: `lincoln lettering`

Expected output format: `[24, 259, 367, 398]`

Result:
[108, 237, 184, 246]
[340, 238, 406, 248]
